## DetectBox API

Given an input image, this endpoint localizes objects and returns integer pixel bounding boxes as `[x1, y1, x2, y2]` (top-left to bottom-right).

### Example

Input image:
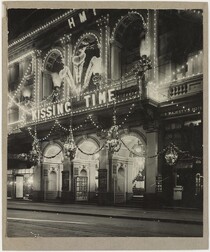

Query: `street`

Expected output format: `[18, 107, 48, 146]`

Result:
[7, 209, 203, 237]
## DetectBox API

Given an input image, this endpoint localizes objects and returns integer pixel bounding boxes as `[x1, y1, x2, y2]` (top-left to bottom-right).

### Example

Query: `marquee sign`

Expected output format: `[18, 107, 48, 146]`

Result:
[30, 87, 115, 122]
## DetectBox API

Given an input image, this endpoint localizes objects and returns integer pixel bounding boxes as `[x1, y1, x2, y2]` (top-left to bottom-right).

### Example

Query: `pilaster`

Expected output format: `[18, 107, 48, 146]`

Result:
[96, 15, 110, 85]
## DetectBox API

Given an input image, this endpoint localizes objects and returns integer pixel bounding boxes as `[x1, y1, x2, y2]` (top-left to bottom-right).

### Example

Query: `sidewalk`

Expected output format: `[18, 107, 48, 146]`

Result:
[7, 199, 203, 225]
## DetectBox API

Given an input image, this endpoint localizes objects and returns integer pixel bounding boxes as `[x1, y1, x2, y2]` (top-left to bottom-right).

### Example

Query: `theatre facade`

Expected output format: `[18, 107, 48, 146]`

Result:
[7, 9, 203, 208]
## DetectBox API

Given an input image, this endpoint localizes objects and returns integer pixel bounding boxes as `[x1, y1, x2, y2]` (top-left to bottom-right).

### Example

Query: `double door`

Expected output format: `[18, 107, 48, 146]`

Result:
[75, 176, 88, 201]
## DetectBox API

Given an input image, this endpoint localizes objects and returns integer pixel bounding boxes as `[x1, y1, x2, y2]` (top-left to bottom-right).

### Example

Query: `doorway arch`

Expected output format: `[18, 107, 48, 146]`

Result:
[43, 143, 63, 200]
[74, 138, 100, 201]
[113, 132, 146, 198]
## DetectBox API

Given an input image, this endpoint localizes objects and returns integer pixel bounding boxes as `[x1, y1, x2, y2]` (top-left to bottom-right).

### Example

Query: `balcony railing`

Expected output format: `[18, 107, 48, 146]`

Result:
[169, 74, 203, 98]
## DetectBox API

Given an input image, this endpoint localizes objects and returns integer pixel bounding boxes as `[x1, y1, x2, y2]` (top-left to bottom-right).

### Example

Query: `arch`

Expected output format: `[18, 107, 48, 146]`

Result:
[73, 32, 101, 56]
[42, 48, 64, 71]
[111, 11, 146, 42]
[43, 142, 63, 163]
[76, 137, 100, 161]
[80, 168, 87, 177]
[114, 132, 146, 196]
[110, 11, 148, 81]
[119, 129, 146, 145]
[41, 48, 64, 101]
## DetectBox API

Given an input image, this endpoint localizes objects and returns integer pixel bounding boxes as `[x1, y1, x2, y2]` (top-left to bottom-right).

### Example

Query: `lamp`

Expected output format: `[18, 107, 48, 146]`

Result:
[28, 139, 40, 165]
[106, 99, 121, 154]
[63, 105, 77, 161]
[63, 126, 77, 160]
[165, 144, 178, 166]
[22, 88, 32, 105]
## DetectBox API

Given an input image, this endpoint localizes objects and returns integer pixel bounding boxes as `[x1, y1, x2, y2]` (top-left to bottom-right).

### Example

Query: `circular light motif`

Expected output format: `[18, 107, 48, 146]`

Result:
[165, 146, 178, 166]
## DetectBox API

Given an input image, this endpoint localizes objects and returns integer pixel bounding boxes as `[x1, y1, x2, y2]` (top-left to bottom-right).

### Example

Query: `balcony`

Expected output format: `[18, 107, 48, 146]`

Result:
[169, 74, 203, 98]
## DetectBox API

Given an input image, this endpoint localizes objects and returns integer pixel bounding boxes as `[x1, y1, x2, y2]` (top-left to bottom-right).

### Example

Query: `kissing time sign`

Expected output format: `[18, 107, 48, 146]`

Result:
[31, 88, 115, 121]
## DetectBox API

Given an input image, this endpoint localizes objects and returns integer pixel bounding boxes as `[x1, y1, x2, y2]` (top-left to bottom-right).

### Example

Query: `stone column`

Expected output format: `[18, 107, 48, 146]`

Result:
[110, 39, 122, 81]
[32, 161, 44, 201]
[144, 125, 159, 208]
[98, 146, 110, 205]
[61, 156, 74, 203]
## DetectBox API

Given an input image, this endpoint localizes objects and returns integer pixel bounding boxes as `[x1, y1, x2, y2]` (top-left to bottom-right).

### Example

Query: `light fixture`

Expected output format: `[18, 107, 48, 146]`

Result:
[106, 99, 121, 154]
[22, 88, 32, 105]
[63, 105, 77, 161]
[165, 144, 178, 166]
[28, 139, 40, 165]
[63, 129, 77, 161]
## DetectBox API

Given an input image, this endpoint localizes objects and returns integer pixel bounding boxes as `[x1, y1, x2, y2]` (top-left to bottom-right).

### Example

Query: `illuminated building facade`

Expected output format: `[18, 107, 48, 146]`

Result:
[7, 9, 203, 208]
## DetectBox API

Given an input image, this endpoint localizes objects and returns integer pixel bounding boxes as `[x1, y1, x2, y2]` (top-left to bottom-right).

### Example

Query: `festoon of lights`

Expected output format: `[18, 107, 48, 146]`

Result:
[105, 98, 121, 154]
[63, 100, 77, 160]
[28, 126, 41, 165]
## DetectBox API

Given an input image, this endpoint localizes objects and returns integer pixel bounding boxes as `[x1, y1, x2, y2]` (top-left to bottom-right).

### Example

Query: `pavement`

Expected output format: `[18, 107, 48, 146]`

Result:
[7, 199, 203, 225]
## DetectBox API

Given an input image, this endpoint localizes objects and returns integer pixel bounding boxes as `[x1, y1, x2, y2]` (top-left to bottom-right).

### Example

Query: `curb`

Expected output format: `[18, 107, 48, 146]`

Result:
[8, 207, 203, 225]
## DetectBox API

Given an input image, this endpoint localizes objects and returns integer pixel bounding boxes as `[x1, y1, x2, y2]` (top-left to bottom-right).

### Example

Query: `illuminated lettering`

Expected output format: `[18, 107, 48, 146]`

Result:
[68, 17, 75, 29]
[92, 94, 96, 106]
[46, 106, 52, 118]
[93, 9, 97, 15]
[79, 11, 87, 23]
[40, 108, 46, 119]
[99, 91, 106, 104]
[64, 101, 71, 113]
[108, 88, 115, 102]
[37, 109, 40, 120]
[32, 110, 37, 121]
[84, 95, 91, 107]
[57, 103, 64, 115]
[52, 104, 56, 116]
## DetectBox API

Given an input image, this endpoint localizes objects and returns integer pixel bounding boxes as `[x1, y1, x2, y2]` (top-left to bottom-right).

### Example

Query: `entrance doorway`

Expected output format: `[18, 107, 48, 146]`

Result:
[113, 134, 146, 202]
[75, 176, 88, 201]
[15, 176, 24, 198]
[74, 138, 99, 202]
[43, 143, 63, 200]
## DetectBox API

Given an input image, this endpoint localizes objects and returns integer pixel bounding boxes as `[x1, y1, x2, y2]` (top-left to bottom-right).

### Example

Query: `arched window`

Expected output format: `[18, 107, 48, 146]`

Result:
[114, 134, 146, 196]
[76, 138, 99, 161]
[42, 50, 64, 101]
[111, 12, 148, 82]
[43, 143, 63, 164]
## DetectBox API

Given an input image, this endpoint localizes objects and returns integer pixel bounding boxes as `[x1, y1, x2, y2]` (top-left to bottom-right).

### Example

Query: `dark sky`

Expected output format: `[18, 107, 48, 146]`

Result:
[8, 9, 67, 41]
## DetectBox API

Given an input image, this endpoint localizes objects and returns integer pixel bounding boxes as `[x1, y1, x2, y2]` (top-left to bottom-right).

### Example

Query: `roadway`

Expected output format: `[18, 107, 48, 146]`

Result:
[7, 209, 203, 237]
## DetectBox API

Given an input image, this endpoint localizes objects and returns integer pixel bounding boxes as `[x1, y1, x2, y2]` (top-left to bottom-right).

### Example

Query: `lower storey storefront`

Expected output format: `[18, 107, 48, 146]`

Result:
[7, 128, 203, 209]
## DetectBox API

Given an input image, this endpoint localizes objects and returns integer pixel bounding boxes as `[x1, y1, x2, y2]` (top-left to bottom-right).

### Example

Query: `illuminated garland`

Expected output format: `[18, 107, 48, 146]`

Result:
[9, 10, 75, 48]
[77, 144, 105, 156]
[27, 121, 57, 142]
[42, 148, 63, 159]
[8, 62, 33, 104]
[120, 139, 145, 157]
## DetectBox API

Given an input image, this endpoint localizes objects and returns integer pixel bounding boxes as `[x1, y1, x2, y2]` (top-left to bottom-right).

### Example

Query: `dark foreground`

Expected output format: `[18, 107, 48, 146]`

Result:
[7, 209, 203, 237]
